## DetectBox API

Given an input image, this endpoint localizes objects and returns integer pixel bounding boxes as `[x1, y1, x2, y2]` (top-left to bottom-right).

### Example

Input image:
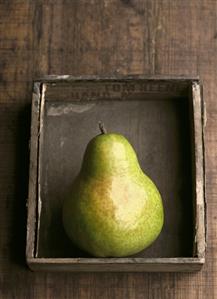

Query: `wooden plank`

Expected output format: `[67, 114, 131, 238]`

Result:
[26, 82, 41, 259]
[43, 77, 192, 102]
[27, 258, 204, 272]
[192, 82, 206, 258]
[38, 75, 200, 81]
[35, 83, 46, 257]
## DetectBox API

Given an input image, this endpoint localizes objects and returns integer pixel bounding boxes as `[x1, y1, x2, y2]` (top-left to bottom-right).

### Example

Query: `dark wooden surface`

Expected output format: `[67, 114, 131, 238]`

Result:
[0, 0, 216, 298]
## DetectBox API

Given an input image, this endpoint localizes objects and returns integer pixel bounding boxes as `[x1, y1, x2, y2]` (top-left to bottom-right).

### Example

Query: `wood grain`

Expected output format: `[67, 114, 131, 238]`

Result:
[0, 0, 216, 298]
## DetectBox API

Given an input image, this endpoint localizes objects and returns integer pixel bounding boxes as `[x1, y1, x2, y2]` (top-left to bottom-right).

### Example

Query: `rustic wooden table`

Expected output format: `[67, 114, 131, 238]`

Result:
[0, 1, 216, 298]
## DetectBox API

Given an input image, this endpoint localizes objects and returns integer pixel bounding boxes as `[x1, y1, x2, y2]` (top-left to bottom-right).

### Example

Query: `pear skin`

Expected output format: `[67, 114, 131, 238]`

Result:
[62, 129, 164, 257]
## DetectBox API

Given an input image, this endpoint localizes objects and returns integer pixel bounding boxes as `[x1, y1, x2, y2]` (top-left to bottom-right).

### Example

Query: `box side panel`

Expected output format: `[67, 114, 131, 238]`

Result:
[35, 83, 47, 257]
[38, 75, 200, 85]
[192, 82, 206, 258]
[26, 83, 41, 260]
[27, 258, 204, 272]
[44, 79, 191, 102]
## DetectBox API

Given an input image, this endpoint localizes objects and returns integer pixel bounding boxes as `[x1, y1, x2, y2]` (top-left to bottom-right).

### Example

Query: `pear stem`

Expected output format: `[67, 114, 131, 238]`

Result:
[99, 121, 107, 134]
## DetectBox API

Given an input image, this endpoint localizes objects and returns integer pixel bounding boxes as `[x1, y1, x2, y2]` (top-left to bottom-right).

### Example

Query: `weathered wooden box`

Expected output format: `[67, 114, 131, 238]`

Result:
[26, 76, 206, 272]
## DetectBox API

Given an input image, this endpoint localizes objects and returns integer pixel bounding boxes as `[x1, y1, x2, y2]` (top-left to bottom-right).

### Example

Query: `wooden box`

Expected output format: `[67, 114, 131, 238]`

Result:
[26, 76, 206, 272]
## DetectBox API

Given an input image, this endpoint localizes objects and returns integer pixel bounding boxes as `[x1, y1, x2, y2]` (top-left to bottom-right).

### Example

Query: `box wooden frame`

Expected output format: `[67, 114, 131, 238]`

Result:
[26, 76, 206, 272]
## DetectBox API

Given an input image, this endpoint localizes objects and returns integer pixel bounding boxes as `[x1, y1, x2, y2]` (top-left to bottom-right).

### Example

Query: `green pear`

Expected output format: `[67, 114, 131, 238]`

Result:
[62, 123, 164, 257]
